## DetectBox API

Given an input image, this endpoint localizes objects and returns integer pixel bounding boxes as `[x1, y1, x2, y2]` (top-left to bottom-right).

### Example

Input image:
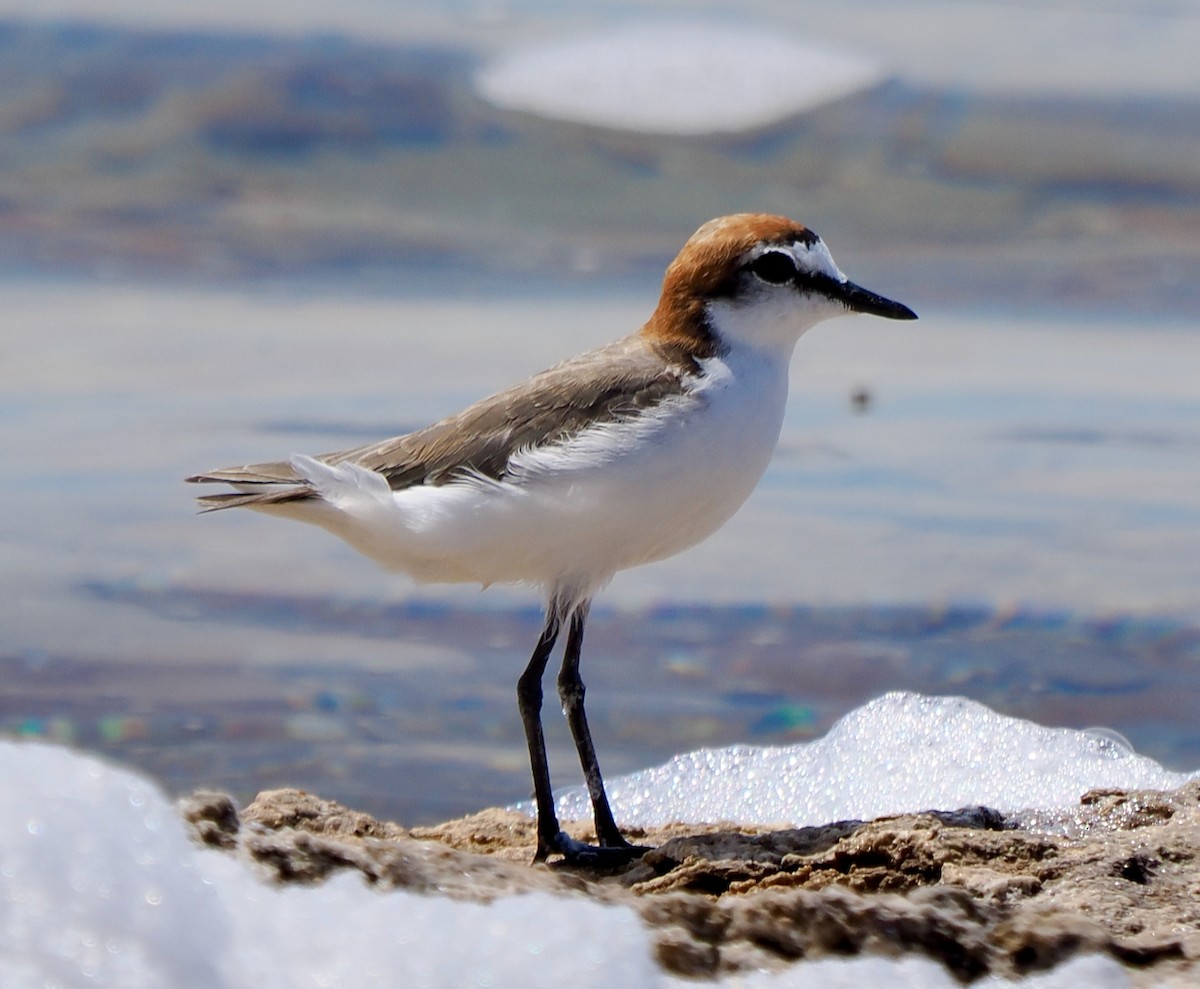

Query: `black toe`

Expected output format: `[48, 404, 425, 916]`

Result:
[553, 831, 651, 867]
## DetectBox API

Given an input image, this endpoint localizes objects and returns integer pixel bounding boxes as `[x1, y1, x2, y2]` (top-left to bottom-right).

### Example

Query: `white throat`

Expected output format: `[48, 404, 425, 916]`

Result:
[705, 291, 841, 356]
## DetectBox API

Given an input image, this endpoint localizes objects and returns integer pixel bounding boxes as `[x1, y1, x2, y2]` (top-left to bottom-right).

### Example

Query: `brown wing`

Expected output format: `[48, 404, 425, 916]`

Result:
[187, 334, 698, 511]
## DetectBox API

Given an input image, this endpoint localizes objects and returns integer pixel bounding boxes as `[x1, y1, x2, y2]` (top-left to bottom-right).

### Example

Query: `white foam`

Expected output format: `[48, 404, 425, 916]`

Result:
[476, 24, 884, 135]
[554, 692, 1196, 826]
[0, 740, 656, 987]
[1, 693, 1184, 987]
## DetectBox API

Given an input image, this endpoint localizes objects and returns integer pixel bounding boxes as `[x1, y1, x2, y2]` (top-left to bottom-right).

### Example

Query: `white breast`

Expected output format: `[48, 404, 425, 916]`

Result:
[281, 345, 791, 603]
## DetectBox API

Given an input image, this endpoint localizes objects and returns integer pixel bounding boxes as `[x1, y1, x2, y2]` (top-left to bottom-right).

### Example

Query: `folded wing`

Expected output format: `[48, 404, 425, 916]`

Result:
[187, 335, 698, 512]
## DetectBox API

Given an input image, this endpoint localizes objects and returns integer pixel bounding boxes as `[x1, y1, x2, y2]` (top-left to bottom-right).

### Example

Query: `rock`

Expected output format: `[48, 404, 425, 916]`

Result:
[177, 790, 240, 849]
[182, 782, 1200, 984]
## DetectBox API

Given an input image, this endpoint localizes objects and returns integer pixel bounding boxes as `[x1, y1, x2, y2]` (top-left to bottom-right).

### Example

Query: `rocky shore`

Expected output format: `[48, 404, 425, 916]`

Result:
[182, 781, 1200, 985]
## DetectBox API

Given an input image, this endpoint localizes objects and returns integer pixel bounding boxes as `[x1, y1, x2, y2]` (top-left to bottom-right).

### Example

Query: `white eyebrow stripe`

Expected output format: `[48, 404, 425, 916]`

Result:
[788, 238, 846, 283]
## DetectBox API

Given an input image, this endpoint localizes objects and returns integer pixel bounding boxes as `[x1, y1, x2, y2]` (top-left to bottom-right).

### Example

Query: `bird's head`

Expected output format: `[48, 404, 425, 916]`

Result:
[646, 213, 916, 357]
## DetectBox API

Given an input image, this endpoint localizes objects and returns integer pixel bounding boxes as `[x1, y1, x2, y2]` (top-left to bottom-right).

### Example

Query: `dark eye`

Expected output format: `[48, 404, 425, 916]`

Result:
[747, 251, 797, 285]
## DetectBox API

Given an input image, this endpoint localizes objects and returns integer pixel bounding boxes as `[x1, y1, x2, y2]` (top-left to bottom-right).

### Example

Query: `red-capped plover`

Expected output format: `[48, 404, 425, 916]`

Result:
[188, 213, 917, 864]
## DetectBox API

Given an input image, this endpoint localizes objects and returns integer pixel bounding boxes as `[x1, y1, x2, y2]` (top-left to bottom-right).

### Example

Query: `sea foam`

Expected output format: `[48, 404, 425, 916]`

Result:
[553, 692, 1195, 826]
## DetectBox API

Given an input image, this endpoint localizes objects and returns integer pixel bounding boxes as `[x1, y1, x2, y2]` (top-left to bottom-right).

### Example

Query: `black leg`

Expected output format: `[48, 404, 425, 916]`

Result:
[557, 603, 631, 849]
[517, 608, 562, 862]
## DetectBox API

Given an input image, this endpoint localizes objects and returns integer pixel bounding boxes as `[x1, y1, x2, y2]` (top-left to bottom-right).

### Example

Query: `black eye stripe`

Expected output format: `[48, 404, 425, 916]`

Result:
[747, 251, 797, 285]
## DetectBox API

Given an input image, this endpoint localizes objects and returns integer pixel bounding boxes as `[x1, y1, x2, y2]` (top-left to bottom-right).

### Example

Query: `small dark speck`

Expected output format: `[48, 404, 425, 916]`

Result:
[1116, 854, 1156, 885]
[850, 387, 873, 414]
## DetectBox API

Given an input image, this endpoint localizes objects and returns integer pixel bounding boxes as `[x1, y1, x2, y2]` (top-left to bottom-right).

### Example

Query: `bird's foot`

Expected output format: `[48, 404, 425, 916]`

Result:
[549, 830, 651, 868]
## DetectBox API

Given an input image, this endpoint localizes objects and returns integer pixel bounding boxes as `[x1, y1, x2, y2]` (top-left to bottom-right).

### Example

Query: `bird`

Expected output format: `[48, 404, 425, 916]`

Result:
[187, 213, 917, 865]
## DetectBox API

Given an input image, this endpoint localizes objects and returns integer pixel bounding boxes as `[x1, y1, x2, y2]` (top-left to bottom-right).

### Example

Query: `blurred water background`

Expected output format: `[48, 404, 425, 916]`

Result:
[1, 0, 1198, 825]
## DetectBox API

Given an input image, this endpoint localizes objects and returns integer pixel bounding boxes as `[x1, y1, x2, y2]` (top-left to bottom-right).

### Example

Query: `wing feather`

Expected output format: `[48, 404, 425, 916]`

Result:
[187, 335, 698, 511]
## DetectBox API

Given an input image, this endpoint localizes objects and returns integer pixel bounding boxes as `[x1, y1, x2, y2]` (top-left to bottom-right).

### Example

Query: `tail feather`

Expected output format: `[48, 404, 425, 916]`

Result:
[188, 456, 316, 512]
[190, 450, 399, 514]
[195, 486, 314, 513]
[186, 459, 301, 486]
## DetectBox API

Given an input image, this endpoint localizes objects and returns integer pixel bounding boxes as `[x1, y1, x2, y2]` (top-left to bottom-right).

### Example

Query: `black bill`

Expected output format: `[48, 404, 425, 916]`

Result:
[835, 279, 918, 320]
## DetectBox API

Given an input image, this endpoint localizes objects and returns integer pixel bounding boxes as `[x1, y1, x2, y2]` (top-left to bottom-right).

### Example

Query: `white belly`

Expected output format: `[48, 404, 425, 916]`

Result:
[277, 349, 790, 602]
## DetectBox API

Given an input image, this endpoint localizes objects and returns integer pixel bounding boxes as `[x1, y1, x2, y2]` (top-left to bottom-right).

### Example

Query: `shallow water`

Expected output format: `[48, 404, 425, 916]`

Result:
[1, 281, 1198, 823]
